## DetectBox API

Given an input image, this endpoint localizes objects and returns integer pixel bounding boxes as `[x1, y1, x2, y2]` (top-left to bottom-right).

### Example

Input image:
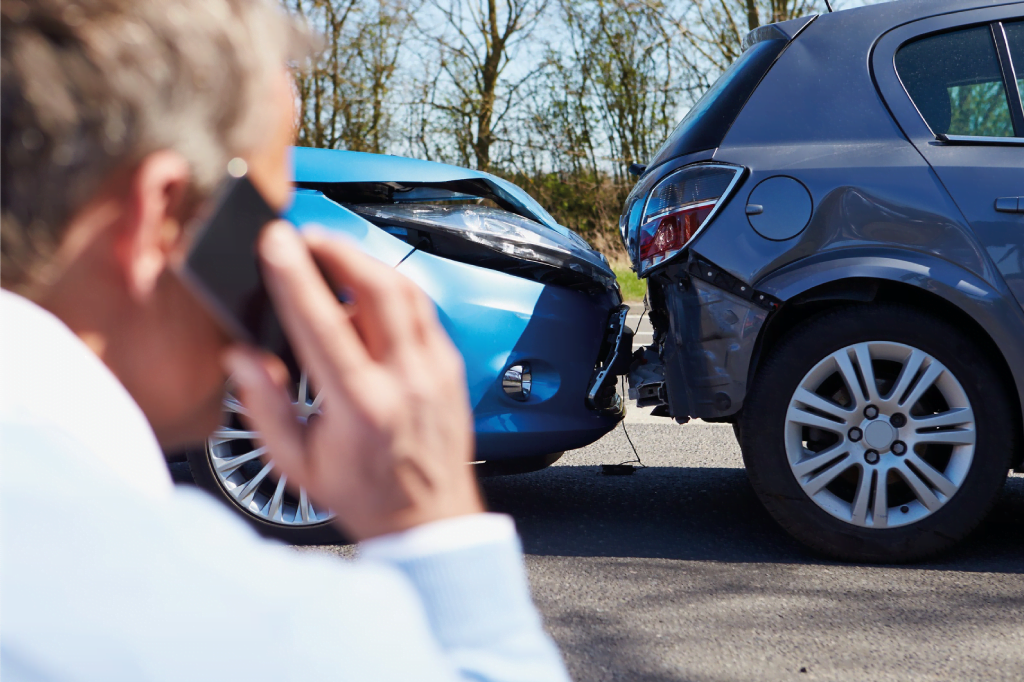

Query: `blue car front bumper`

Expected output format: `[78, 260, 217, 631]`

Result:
[397, 248, 624, 461]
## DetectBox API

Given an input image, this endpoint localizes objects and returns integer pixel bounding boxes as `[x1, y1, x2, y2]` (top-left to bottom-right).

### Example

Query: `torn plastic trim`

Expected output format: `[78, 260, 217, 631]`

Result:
[630, 254, 777, 422]
[586, 305, 633, 412]
[659, 271, 771, 420]
[685, 255, 780, 311]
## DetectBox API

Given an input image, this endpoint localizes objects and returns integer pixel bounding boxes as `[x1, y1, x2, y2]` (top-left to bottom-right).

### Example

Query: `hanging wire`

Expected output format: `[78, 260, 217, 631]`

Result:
[633, 305, 647, 338]
[618, 375, 646, 468]
[613, 298, 652, 468]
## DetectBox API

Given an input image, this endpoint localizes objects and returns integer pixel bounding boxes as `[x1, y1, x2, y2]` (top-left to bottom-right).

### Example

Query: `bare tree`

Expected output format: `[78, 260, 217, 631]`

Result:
[290, 0, 412, 153]
[290, 0, 359, 148]
[422, 0, 548, 170]
[346, 1, 414, 152]
[543, 1, 688, 179]
[677, 0, 821, 75]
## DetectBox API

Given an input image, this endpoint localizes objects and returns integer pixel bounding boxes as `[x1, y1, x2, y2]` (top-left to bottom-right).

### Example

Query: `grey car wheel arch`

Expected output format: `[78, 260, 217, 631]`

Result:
[751, 249, 1024, 437]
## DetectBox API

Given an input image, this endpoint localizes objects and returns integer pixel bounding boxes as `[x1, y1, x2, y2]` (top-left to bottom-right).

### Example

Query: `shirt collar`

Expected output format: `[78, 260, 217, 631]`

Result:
[0, 290, 173, 500]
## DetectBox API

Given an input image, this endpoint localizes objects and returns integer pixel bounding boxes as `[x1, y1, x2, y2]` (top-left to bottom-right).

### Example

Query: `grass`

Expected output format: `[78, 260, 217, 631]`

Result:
[613, 265, 647, 302]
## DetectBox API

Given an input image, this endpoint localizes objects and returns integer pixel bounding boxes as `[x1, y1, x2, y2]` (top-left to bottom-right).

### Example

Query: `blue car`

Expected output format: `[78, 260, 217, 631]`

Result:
[186, 147, 630, 543]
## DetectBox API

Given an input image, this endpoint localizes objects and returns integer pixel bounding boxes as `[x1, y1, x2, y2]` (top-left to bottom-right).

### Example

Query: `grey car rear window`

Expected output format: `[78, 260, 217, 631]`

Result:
[896, 25, 1015, 138]
[644, 37, 788, 171]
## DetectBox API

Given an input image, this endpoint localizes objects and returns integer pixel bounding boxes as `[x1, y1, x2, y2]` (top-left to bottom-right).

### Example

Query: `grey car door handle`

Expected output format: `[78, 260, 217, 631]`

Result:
[995, 197, 1023, 213]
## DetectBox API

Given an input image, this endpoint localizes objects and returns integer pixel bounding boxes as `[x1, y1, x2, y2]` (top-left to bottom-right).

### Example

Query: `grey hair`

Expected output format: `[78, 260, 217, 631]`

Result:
[1, 0, 311, 292]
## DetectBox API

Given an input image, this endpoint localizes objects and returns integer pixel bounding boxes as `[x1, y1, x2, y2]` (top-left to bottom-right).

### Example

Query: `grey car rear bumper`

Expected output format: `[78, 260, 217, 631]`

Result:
[628, 258, 773, 422]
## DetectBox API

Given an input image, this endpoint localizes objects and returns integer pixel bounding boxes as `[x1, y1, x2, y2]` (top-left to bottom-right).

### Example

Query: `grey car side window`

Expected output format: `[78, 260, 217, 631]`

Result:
[1006, 21, 1024, 105]
[895, 25, 1016, 138]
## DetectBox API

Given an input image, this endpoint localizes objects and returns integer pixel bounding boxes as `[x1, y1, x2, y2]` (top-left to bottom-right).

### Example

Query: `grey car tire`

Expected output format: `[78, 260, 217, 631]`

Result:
[740, 303, 1013, 563]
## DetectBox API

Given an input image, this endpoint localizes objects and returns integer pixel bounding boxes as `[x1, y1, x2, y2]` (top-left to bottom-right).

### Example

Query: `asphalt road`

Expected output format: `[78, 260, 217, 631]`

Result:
[303, 304, 1024, 680]
[483, 422, 1024, 682]
[308, 419, 1024, 681]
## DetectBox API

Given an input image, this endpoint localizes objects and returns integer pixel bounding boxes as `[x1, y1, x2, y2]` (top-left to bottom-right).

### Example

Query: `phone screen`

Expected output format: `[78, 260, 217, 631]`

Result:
[178, 173, 290, 361]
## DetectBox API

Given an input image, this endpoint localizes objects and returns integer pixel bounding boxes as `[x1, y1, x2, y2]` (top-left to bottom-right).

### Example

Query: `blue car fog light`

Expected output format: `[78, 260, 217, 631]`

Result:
[502, 364, 532, 401]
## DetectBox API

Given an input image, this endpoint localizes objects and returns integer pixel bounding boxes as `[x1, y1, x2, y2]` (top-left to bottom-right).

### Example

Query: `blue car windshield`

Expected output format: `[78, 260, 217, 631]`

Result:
[647, 38, 788, 171]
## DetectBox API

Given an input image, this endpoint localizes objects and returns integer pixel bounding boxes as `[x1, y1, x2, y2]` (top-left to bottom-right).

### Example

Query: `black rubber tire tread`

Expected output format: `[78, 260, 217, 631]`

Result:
[186, 447, 348, 546]
[740, 303, 1012, 563]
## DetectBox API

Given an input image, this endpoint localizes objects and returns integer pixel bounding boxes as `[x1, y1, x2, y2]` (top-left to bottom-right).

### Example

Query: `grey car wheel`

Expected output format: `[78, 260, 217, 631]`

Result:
[785, 341, 975, 530]
[206, 372, 335, 528]
[741, 304, 1012, 562]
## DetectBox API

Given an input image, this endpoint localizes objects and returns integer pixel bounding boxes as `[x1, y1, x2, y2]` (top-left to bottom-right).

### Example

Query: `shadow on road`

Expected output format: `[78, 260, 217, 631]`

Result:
[481, 463, 1024, 574]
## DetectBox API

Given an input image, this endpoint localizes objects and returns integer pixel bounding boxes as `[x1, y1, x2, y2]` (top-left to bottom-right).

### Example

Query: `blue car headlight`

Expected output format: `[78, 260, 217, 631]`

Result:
[350, 204, 617, 292]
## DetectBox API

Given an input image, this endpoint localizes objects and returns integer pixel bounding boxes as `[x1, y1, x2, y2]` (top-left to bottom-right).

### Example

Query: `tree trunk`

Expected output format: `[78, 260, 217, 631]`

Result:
[474, 0, 502, 171]
[745, 0, 759, 31]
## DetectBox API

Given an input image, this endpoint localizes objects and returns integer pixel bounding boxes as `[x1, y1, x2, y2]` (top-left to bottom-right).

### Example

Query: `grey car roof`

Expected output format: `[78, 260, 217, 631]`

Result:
[817, 0, 1019, 40]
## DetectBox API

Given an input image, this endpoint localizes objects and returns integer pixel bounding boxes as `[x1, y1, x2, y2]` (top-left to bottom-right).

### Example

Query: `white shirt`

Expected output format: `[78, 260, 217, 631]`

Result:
[0, 290, 569, 681]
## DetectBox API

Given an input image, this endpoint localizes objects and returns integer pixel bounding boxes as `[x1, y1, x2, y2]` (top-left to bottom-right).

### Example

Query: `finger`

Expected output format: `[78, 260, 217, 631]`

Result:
[222, 345, 309, 486]
[258, 221, 370, 390]
[412, 280, 451, 351]
[303, 228, 420, 363]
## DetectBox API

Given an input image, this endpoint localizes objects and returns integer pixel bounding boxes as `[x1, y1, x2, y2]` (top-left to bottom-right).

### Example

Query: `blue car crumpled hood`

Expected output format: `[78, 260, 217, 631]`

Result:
[290, 146, 618, 294]
[292, 146, 568, 236]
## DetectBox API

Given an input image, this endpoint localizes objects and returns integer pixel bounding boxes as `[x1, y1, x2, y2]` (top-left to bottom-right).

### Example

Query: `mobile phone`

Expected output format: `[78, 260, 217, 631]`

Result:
[177, 170, 295, 370]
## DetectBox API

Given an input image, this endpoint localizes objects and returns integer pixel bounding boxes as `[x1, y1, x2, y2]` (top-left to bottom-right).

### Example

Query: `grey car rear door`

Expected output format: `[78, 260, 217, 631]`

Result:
[874, 6, 1024, 307]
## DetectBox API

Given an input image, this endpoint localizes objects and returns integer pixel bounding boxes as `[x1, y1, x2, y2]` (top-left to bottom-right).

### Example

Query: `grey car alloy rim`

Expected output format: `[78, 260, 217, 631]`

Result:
[207, 372, 335, 526]
[785, 341, 975, 529]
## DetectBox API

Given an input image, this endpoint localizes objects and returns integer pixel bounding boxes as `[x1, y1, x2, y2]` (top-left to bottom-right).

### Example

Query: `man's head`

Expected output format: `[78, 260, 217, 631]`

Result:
[1, 0, 308, 448]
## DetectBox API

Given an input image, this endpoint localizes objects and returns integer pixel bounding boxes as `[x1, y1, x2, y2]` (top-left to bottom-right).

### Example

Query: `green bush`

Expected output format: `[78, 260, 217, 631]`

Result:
[614, 266, 646, 302]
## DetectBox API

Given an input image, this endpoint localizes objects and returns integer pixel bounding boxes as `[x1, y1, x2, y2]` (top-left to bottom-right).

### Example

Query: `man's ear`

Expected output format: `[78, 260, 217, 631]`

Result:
[116, 150, 192, 301]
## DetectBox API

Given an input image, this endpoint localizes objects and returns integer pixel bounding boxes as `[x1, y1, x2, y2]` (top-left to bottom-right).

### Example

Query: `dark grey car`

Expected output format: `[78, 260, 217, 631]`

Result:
[621, 0, 1024, 562]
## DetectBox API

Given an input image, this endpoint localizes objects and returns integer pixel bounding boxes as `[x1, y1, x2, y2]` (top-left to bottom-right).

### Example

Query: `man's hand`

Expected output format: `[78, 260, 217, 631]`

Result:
[223, 221, 484, 541]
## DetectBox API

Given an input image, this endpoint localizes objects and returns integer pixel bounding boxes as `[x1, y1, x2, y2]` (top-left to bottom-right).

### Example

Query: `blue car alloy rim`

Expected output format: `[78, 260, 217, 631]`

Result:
[206, 373, 334, 527]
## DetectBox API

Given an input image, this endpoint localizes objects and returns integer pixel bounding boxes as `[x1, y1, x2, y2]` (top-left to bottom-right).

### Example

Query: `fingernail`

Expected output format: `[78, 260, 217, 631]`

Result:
[301, 223, 330, 239]
[260, 221, 303, 267]
[222, 347, 262, 388]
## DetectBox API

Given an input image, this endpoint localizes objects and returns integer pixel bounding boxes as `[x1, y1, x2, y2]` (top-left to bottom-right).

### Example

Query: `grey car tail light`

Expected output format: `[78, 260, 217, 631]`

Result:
[636, 163, 744, 275]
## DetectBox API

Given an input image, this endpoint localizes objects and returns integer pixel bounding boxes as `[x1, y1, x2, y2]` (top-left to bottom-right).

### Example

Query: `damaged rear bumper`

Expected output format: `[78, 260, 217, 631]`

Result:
[627, 257, 775, 422]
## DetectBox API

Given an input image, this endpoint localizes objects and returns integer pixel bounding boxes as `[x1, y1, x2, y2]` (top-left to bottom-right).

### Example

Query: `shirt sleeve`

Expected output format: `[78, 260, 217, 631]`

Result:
[360, 514, 571, 682]
[359, 513, 517, 561]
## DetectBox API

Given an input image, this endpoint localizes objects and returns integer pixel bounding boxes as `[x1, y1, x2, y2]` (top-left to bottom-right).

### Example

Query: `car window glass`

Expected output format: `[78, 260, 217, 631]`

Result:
[1005, 21, 1024, 105]
[896, 25, 1015, 137]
